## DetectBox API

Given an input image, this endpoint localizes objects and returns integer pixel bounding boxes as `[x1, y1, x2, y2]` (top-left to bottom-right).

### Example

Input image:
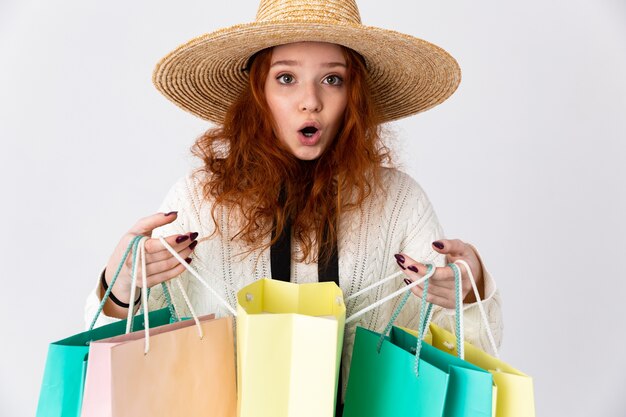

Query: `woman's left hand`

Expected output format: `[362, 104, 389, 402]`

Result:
[395, 239, 484, 309]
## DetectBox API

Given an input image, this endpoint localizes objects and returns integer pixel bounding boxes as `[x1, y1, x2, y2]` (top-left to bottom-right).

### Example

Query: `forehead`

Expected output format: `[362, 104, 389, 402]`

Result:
[270, 42, 346, 63]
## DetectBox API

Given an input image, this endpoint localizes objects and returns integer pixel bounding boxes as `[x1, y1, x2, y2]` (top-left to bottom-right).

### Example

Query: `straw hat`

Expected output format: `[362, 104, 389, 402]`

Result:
[153, 0, 461, 124]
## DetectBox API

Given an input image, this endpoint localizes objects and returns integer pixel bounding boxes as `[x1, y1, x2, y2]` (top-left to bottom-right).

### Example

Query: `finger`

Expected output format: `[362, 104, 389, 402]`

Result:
[144, 232, 199, 258]
[398, 252, 474, 306]
[401, 267, 455, 291]
[128, 211, 179, 236]
[395, 253, 453, 287]
[142, 262, 190, 288]
[423, 292, 455, 309]
[433, 265, 476, 302]
[430, 265, 456, 283]
[395, 253, 431, 276]
[397, 253, 455, 297]
[402, 279, 455, 309]
[406, 279, 454, 298]
[145, 246, 194, 276]
[431, 239, 469, 257]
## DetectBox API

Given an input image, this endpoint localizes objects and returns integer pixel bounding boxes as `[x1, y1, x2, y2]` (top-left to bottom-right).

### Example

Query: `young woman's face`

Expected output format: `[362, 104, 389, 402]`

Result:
[265, 42, 348, 161]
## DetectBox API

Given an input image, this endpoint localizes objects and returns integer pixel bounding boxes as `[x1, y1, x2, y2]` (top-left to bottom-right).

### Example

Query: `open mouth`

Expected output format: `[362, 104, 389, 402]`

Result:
[299, 126, 319, 138]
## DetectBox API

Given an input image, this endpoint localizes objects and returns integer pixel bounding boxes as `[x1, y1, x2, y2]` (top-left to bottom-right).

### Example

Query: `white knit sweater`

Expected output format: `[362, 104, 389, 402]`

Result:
[85, 167, 503, 385]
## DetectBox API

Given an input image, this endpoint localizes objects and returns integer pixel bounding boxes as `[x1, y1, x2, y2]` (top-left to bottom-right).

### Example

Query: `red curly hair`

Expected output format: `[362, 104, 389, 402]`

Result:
[192, 45, 390, 263]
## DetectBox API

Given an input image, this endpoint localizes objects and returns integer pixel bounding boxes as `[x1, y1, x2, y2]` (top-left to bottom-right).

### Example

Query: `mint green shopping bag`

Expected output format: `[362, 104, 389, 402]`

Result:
[36, 236, 179, 417]
[343, 264, 493, 417]
[343, 326, 492, 417]
[35, 308, 173, 417]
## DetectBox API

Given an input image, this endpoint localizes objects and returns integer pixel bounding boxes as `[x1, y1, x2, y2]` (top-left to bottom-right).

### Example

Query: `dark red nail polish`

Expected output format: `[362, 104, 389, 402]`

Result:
[394, 254, 405, 263]
[175, 235, 189, 244]
[185, 257, 192, 264]
[189, 240, 198, 250]
[404, 278, 412, 286]
[164, 211, 178, 216]
[396, 259, 406, 270]
[190, 232, 199, 241]
[433, 241, 444, 250]
[408, 265, 419, 273]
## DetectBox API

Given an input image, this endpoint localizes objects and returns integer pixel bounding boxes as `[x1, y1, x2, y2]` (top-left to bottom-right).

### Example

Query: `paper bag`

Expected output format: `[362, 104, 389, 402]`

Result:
[236, 278, 345, 417]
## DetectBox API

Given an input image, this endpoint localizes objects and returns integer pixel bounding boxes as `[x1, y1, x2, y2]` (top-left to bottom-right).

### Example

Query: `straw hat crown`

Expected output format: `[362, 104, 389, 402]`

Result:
[153, 0, 461, 124]
[256, 0, 361, 24]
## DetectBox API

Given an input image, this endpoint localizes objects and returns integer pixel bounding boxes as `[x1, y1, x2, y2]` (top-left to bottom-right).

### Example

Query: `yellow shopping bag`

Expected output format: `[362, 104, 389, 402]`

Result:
[399, 259, 535, 417]
[236, 278, 345, 417]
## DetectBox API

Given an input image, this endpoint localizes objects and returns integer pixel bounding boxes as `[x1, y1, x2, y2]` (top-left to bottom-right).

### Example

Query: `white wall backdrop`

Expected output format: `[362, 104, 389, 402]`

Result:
[1, 0, 625, 415]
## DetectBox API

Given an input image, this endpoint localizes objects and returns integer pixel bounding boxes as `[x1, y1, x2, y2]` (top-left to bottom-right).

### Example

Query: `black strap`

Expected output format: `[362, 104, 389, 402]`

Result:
[269, 185, 339, 285]
[270, 213, 293, 282]
[318, 222, 339, 285]
[270, 217, 339, 285]
[270, 187, 293, 282]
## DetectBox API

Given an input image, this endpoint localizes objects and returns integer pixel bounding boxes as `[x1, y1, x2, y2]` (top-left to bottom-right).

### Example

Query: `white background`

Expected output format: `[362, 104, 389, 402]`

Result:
[1, 0, 625, 415]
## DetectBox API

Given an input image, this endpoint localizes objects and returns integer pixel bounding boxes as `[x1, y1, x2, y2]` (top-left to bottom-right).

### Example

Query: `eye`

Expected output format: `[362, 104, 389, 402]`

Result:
[323, 75, 343, 86]
[277, 74, 295, 84]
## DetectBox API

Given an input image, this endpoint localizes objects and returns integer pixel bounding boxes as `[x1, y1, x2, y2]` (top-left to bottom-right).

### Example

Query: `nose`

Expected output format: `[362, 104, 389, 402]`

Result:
[299, 84, 322, 113]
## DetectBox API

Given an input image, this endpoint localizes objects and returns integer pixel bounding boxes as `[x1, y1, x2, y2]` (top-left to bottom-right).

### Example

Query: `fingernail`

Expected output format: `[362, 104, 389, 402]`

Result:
[175, 235, 189, 244]
[164, 211, 178, 216]
[394, 254, 405, 263]
[404, 278, 412, 286]
[396, 259, 406, 270]
[433, 241, 444, 250]
[185, 257, 192, 264]
[189, 232, 199, 241]
[189, 240, 198, 250]
[408, 265, 419, 273]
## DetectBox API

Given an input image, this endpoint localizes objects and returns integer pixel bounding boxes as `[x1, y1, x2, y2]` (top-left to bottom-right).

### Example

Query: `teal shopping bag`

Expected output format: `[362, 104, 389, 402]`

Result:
[343, 326, 492, 417]
[343, 263, 493, 417]
[35, 308, 173, 417]
[36, 236, 180, 417]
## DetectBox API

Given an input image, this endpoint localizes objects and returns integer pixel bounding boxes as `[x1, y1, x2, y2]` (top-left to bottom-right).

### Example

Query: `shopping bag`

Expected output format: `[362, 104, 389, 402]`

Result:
[401, 324, 535, 417]
[36, 236, 176, 417]
[401, 260, 535, 417]
[35, 308, 173, 417]
[80, 314, 236, 417]
[236, 278, 346, 417]
[343, 263, 493, 417]
[344, 326, 493, 417]
[80, 237, 237, 417]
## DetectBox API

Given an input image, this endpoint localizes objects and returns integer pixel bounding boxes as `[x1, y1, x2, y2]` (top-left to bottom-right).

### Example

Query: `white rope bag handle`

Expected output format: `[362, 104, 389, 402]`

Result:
[345, 264, 436, 324]
[159, 236, 237, 317]
[345, 270, 405, 303]
[454, 259, 499, 358]
[125, 238, 204, 354]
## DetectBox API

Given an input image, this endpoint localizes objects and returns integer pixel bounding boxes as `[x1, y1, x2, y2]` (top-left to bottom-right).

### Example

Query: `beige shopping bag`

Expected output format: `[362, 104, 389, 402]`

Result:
[81, 237, 237, 417]
[80, 314, 236, 417]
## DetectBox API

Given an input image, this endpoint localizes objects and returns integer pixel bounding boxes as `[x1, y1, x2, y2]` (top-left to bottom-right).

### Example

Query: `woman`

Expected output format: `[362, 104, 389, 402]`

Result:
[85, 0, 502, 402]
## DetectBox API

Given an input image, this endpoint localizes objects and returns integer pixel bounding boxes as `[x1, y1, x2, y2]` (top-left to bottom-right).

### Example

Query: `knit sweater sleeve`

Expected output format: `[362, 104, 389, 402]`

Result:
[394, 173, 503, 355]
[83, 175, 197, 329]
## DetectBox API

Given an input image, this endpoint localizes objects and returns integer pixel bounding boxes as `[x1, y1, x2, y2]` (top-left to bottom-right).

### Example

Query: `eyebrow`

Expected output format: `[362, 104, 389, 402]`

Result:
[270, 60, 347, 68]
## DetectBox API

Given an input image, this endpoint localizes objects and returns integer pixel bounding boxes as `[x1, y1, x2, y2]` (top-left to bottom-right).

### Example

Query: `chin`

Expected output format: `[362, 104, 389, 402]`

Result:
[289, 146, 325, 161]
[292, 150, 324, 161]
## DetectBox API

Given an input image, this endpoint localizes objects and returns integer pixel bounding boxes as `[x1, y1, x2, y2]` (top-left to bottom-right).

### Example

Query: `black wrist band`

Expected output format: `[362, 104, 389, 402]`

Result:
[100, 269, 142, 309]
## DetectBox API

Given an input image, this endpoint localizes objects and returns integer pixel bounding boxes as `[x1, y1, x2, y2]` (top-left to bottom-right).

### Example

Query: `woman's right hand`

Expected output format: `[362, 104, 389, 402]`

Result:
[101, 211, 198, 317]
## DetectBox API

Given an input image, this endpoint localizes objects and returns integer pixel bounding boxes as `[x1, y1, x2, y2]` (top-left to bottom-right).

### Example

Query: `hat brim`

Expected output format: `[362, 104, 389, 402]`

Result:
[153, 20, 461, 124]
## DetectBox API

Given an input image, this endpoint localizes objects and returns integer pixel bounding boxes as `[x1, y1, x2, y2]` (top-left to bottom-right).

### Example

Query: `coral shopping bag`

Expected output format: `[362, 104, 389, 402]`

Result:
[343, 264, 494, 417]
[36, 236, 175, 417]
[80, 237, 237, 417]
[402, 261, 535, 417]
[236, 278, 345, 417]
